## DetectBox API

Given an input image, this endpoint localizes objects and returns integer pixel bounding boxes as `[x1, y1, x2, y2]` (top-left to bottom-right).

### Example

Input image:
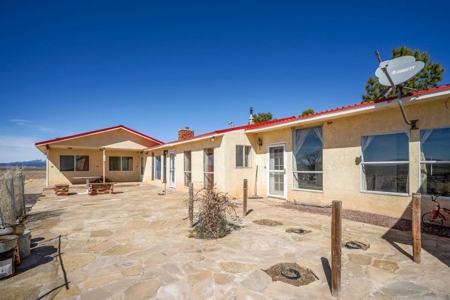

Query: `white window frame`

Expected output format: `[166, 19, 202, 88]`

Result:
[60, 155, 90, 172]
[184, 151, 192, 187]
[419, 127, 450, 198]
[109, 156, 133, 172]
[236, 145, 252, 168]
[204, 148, 214, 189]
[292, 126, 323, 192]
[155, 156, 161, 180]
[360, 131, 409, 196]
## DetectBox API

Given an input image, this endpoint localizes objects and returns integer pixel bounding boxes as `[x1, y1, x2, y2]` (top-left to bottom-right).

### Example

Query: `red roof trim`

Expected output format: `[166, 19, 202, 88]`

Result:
[146, 116, 298, 149]
[35, 125, 163, 146]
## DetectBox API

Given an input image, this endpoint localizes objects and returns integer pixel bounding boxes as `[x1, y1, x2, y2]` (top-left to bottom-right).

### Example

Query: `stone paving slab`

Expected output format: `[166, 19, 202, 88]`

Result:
[1, 181, 450, 299]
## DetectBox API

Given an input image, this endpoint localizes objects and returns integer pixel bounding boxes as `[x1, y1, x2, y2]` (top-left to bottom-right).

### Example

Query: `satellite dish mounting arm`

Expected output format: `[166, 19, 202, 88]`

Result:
[375, 51, 418, 130]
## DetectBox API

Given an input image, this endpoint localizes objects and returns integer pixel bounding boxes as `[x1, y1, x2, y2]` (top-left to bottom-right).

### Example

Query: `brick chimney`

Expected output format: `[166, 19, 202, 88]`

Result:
[178, 127, 194, 140]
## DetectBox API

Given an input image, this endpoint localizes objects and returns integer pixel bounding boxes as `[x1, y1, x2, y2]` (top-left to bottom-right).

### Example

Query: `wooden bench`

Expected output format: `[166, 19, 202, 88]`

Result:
[54, 184, 69, 196]
[88, 183, 114, 195]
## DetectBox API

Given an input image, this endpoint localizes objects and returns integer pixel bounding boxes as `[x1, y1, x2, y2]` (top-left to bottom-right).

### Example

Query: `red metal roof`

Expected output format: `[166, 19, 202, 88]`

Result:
[35, 125, 163, 146]
[36, 84, 450, 149]
[147, 116, 298, 149]
[146, 84, 450, 149]
[258, 84, 450, 125]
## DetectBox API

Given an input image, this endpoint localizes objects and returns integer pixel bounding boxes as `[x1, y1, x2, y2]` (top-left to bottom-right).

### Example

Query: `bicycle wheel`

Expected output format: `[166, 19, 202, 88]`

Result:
[421, 212, 443, 227]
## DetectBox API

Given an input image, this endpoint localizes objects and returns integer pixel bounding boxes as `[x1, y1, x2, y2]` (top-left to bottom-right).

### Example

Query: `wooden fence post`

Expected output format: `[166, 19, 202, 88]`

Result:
[243, 179, 248, 217]
[188, 182, 194, 228]
[331, 200, 342, 297]
[412, 193, 421, 264]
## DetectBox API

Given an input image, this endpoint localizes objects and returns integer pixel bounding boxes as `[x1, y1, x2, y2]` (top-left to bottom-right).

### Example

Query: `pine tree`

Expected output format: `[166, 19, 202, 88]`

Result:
[253, 112, 273, 123]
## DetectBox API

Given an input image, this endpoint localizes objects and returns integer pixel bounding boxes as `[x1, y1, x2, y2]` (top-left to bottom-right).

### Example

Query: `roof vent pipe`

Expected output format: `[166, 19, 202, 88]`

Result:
[248, 107, 254, 124]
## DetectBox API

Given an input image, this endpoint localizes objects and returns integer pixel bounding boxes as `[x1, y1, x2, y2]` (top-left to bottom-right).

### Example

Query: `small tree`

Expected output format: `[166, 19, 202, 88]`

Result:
[300, 108, 315, 117]
[361, 46, 445, 102]
[253, 112, 273, 123]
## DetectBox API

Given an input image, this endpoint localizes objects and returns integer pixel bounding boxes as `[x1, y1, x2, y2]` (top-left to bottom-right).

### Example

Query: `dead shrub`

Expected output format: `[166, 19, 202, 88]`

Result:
[188, 187, 241, 239]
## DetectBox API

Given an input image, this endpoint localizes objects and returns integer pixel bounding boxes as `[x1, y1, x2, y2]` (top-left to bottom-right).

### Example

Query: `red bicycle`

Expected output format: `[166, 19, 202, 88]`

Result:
[422, 194, 450, 227]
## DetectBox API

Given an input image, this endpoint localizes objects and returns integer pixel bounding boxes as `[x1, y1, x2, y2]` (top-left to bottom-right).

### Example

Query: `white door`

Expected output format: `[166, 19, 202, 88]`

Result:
[268, 144, 286, 198]
[140, 156, 145, 181]
[169, 152, 176, 188]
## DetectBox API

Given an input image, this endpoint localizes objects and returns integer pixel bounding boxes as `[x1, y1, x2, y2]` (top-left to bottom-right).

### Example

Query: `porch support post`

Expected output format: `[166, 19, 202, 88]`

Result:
[45, 146, 49, 188]
[412, 193, 421, 264]
[102, 148, 106, 183]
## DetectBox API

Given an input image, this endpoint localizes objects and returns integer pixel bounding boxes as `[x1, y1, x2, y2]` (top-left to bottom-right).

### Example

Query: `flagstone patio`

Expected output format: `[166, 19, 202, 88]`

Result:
[1, 180, 449, 299]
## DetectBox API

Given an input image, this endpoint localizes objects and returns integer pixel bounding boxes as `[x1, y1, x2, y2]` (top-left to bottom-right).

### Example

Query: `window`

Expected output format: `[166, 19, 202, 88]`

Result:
[184, 151, 192, 187]
[109, 156, 133, 171]
[420, 127, 450, 195]
[361, 132, 409, 194]
[236, 145, 252, 167]
[155, 156, 161, 180]
[204, 148, 214, 189]
[122, 157, 133, 171]
[60, 155, 89, 171]
[292, 127, 323, 191]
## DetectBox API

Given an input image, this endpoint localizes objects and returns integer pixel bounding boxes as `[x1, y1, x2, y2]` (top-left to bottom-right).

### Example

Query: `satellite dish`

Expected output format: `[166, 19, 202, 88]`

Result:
[375, 56, 424, 86]
[373, 51, 425, 129]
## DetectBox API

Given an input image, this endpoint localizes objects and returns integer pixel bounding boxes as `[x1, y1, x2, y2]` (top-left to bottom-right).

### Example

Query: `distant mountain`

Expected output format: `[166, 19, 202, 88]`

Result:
[0, 159, 46, 167]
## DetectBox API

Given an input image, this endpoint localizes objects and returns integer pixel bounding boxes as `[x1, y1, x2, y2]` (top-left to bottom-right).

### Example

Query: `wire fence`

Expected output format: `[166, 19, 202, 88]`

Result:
[0, 168, 25, 226]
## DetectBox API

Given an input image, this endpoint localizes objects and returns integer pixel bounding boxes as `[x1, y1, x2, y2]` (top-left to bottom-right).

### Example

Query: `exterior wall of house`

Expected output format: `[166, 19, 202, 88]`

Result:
[145, 137, 223, 192]
[47, 147, 142, 185]
[253, 96, 450, 219]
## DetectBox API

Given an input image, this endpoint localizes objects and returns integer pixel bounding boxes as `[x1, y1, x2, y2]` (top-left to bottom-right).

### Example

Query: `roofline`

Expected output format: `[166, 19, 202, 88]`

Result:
[246, 84, 450, 133]
[144, 116, 297, 150]
[35, 125, 163, 146]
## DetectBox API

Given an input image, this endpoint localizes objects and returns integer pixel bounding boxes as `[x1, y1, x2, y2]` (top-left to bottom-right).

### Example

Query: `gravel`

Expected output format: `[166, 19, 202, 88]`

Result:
[280, 202, 450, 239]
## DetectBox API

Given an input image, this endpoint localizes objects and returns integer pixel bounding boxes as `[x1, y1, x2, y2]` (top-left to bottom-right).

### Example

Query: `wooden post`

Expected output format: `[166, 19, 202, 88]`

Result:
[412, 193, 421, 264]
[243, 179, 248, 217]
[331, 200, 342, 297]
[102, 148, 106, 183]
[188, 182, 194, 228]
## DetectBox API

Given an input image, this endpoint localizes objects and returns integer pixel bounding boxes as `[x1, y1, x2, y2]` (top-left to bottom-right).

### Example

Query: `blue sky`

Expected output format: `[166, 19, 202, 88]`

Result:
[1, 0, 449, 163]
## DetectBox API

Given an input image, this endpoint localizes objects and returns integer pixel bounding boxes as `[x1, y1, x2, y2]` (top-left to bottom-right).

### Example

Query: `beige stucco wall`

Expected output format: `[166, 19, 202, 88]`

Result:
[48, 129, 158, 149]
[47, 148, 142, 185]
[142, 94, 449, 219]
[252, 96, 450, 219]
[44, 129, 158, 185]
[144, 137, 225, 193]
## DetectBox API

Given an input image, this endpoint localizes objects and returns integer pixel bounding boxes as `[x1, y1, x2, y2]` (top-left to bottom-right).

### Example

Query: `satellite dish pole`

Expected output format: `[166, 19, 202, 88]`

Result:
[374, 51, 424, 130]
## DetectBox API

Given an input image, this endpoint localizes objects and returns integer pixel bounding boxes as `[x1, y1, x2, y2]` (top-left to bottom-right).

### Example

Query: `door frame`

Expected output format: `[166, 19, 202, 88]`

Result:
[140, 156, 145, 181]
[267, 143, 287, 199]
[169, 151, 176, 188]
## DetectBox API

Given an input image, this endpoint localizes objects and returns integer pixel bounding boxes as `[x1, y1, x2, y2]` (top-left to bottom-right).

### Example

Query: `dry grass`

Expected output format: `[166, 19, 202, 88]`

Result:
[253, 219, 283, 226]
[264, 262, 317, 287]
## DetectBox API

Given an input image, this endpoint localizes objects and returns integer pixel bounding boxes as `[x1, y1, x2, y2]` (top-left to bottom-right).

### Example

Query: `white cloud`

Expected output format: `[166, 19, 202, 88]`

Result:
[0, 135, 45, 163]
[9, 119, 32, 123]
[34, 126, 58, 133]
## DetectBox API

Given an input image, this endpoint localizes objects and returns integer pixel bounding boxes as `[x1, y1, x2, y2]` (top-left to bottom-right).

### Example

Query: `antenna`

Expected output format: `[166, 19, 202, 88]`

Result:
[374, 51, 425, 129]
